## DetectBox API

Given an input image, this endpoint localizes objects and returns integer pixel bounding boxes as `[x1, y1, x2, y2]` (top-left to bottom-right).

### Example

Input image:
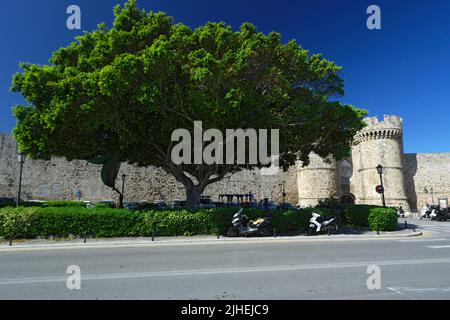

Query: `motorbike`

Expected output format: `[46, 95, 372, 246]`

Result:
[306, 213, 339, 236]
[227, 208, 273, 237]
[420, 204, 432, 220]
[430, 206, 448, 221]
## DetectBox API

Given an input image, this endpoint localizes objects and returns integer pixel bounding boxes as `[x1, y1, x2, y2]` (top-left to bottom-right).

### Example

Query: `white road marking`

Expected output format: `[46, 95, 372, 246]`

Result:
[427, 245, 450, 249]
[1, 258, 450, 286]
[388, 287, 450, 294]
[399, 238, 448, 243]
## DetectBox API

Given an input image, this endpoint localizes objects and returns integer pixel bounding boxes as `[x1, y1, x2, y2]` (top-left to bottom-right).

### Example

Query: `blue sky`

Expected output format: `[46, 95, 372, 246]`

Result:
[1, 0, 449, 153]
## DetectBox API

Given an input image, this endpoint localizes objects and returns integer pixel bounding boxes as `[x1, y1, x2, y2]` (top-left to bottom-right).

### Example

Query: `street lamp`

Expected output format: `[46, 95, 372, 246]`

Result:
[424, 187, 435, 205]
[16, 153, 26, 207]
[280, 182, 287, 208]
[120, 174, 126, 209]
[376, 164, 386, 207]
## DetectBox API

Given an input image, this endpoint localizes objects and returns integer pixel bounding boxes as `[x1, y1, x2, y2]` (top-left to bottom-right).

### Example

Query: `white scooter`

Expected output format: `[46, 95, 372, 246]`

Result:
[420, 204, 431, 220]
[306, 213, 339, 236]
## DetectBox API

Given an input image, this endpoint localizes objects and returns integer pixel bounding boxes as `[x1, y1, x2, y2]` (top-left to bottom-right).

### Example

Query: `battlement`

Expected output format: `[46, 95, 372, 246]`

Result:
[363, 115, 403, 131]
[353, 115, 403, 146]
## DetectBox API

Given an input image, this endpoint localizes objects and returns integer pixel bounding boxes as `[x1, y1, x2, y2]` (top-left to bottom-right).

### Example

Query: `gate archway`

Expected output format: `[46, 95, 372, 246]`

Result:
[340, 194, 355, 205]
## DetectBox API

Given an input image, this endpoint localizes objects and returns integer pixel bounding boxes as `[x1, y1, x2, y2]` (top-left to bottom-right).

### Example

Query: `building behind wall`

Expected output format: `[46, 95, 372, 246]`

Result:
[1, 115, 449, 211]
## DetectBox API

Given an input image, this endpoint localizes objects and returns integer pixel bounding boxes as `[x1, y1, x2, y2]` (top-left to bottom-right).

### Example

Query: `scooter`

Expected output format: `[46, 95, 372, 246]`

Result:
[420, 204, 432, 220]
[227, 209, 273, 237]
[430, 206, 448, 221]
[306, 213, 339, 236]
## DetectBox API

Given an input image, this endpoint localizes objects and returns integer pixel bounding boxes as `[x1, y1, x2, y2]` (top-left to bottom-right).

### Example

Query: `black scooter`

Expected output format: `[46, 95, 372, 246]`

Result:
[430, 206, 448, 221]
[227, 209, 273, 237]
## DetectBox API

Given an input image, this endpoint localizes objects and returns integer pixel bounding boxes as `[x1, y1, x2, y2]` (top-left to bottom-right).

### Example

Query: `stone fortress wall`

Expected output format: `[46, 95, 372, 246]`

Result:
[0, 134, 298, 205]
[1, 115, 449, 211]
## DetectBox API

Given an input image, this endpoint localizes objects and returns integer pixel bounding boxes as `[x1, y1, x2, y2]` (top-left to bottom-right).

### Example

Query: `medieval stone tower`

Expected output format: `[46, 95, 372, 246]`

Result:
[297, 153, 337, 208]
[351, 115, 410, 211]
[297, 115, 411, 211]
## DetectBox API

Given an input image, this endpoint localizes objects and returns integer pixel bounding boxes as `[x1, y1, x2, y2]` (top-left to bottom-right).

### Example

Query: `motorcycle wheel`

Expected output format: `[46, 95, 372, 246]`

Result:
[259, 225, 273, 237]
[328, 223, 339, 234]
[227, 227, 238, 237]
[306, 227, 314, 236]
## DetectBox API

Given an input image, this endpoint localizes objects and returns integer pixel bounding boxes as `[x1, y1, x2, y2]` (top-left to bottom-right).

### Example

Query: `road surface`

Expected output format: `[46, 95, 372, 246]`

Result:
[1, 219, 450, 300]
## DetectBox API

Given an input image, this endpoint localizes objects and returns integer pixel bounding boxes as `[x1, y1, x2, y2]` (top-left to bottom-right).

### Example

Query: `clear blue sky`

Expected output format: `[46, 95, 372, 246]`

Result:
[1, 0, 449, 153]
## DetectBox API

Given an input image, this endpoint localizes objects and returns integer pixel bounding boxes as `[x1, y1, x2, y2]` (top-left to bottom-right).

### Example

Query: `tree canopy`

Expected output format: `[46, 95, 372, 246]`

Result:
[12, 0, 367, 208]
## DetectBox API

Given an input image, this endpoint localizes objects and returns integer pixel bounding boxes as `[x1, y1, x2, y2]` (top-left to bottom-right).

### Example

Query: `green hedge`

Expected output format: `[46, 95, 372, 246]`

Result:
[0, 204, 397, 240]
[0, 207, 334, 239]
[344, 205, 398, 231]
[368, 208, 398, 231]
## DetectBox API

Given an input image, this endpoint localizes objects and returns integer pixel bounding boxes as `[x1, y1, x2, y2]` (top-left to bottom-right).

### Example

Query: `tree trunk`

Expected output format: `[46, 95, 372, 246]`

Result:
[185, 185, 204, 209]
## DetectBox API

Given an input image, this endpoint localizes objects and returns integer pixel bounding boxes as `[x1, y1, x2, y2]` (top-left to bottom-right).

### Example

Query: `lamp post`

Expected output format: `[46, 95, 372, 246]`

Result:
[280, 182, 287, 208]
[376, 164, 386, 207]
[120, 174, 126, 209]
[424, 187, 435, 205]
[16, 153, 26, 207]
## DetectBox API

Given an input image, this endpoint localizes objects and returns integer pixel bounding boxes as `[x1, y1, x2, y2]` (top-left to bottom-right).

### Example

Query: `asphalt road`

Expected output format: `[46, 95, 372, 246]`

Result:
[1, 219, 450, 300]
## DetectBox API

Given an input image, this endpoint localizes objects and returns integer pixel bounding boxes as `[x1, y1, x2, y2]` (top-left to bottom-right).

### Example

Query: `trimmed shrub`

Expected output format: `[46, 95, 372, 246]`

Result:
[345, 205, 398, 231]
[2, 207, 39, 241]
[0, 207, 333, 240]
[344, 205, 373, 228]
[0, 205, 396, 240]
[368, 207, 398, 231]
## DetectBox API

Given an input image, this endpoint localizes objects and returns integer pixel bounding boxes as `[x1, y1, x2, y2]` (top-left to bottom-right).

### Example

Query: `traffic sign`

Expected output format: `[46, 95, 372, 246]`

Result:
[376, 185, 384, 194]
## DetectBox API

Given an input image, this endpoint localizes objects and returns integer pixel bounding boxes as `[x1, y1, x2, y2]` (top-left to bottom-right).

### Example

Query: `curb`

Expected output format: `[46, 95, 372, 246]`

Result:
[0, 231, 423, 253]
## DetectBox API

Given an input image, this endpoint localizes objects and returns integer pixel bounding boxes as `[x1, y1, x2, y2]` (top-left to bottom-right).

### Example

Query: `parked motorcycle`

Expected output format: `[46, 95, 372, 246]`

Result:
[430, 206, 448, 221]
[420, 204, 432, 220]
[227, 209, 273, 237]
[306, 213, 339, 236]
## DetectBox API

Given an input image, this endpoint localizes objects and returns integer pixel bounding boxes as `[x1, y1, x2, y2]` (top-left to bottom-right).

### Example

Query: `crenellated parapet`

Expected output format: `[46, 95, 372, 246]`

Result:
[353, 115, 403, 146]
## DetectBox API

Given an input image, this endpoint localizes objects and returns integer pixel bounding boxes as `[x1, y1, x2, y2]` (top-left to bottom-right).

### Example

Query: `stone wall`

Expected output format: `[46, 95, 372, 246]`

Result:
[3, 125, 450, 210]
[404, 153, 450, 211]
[0, 134, 298, 205]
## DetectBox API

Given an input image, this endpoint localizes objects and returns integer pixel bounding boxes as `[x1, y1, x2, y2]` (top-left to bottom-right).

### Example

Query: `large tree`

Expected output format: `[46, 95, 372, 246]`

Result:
[12, 0, 366, 208]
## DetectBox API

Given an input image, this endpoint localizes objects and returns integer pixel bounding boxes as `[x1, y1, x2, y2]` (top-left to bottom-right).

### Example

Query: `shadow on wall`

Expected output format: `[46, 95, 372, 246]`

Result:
[404, 154, 418, 211]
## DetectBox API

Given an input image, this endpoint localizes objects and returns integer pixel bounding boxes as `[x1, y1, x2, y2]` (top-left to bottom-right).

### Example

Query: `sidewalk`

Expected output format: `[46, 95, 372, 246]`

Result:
[0, 228, 423, 252]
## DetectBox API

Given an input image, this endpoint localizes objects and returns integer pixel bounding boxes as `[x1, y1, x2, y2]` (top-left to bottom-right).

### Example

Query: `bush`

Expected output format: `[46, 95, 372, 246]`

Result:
[344, 205, 398, 231]
[0, 207, 333, 240]
[0, 205, 397, 241]
[344, 205, 373, 228]
[2, 208, 39, 242]
[368, 207, 398, 231]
